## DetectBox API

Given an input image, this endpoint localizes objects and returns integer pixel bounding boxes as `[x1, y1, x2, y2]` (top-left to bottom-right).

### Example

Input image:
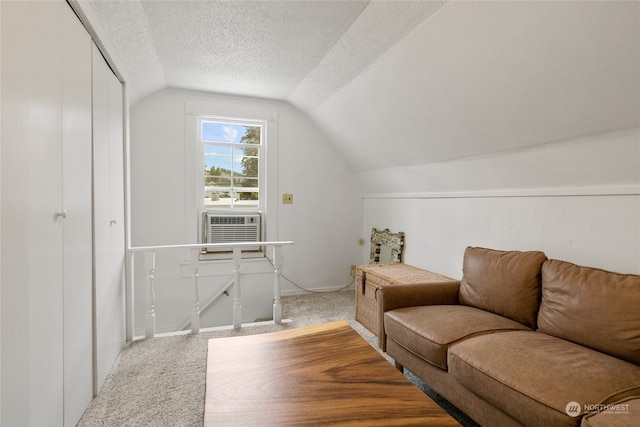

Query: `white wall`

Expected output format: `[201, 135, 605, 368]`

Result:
[359, 129, 640, 278]
[310, 1, 639, 173]
[129, 89, 362, 334]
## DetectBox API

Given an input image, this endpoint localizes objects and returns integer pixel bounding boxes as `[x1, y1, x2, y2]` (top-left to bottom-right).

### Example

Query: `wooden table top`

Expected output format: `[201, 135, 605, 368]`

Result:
[204, 321, 460, 426]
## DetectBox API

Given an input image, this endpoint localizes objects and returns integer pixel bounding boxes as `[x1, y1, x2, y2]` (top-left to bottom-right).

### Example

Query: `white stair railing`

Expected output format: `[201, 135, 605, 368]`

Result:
[129, 241, 294, 339]
[144, 250, 156, 339]
[232, 247, 242, 329]
[190, 247, 201, 333]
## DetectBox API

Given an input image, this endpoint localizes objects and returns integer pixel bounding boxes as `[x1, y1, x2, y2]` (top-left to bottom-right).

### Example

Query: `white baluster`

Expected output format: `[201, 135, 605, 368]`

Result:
[190, 248, 201, 334]
[145, 250, 156, 338]
[127, 250, 135, 342]
[232, 247, 242, 329]
[273, 245, 283, 324]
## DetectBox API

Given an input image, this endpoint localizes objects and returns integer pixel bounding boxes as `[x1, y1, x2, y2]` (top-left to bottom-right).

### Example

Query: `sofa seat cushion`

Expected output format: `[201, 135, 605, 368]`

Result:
[448, 331, 640, 427]
[384, 305, 531, 369]
[581, 397, 640, 427]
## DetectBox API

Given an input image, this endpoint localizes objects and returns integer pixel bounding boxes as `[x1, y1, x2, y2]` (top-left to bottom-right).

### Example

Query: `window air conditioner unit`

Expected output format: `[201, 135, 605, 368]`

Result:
[203, 212, 262, 253]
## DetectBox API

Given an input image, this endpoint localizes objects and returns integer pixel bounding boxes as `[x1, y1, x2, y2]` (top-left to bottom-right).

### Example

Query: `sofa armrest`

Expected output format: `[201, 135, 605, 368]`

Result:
[376, 280, 461, 350]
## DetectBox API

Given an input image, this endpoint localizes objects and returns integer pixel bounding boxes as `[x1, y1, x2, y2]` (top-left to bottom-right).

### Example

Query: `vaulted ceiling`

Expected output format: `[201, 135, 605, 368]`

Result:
[86, 0, 640, 172]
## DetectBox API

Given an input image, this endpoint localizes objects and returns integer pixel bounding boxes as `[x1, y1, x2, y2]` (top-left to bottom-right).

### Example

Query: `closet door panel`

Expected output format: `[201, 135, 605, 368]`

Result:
[0, 1, 63, 424]
[0, 1, 30, 422]
[108, 67, 126, 354]
[23, 2, 65, 425]
[92, 43, 126, 393]
[2, 2, 96, 425]
[92, 43, 112, 393]
[61, 4, 93, 426]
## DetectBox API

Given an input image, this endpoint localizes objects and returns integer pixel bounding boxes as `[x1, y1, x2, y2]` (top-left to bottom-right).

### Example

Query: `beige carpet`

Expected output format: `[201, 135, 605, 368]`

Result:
[77, 286, 477, 427]
[77, 286, 387, 426]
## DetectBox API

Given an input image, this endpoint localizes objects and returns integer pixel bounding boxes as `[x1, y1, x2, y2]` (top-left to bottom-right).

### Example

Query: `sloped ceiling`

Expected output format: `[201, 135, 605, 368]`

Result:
[86, 0, 640, 172]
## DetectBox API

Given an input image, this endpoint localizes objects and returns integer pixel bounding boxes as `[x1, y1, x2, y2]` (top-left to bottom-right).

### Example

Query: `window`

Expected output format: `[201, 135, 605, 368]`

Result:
[199, 117, 263, 210]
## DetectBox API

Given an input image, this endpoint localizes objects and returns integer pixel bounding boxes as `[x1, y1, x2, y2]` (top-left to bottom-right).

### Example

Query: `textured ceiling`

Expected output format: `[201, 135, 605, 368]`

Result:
[87, 0, 444, 105]
[86, 0, 639, 171]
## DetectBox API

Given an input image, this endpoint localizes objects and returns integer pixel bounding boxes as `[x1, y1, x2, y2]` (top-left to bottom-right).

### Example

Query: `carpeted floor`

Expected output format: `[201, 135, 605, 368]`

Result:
[77, 286, 478, 426]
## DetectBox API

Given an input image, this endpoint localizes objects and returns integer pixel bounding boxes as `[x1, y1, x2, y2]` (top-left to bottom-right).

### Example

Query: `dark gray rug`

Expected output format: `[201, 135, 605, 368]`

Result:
[405, 370, 481, 427]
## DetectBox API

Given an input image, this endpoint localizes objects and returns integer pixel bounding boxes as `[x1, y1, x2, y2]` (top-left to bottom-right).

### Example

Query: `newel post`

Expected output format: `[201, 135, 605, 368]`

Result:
[190, 248, 201, 333]
[145, 250, 156, 338]
[232, 247, 242, 329]
[273, 245, 283, 324]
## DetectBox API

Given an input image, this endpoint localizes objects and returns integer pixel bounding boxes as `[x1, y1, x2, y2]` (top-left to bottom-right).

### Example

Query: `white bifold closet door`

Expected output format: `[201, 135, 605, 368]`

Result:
[0, 1, 93, 426]
[61, 5, 94, 426]
[92, 43, 127, 394]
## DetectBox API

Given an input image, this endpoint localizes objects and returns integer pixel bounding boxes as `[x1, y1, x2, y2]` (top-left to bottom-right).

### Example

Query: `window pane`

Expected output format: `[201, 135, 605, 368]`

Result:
[202, 121, 262, 144]
[204, 193, 233, 208]
[238, 125, 261, 145]
[202, 121, 244, 143]
[204, 145, 232, 174]
[238, 153, 258, 179]
[237, 191, 259, 204]
[202, 121, 226, 142]
[201, 119, 261, 209]
[206, 175, 231, 187]
[204, 143, 232, 207]
[234, 176, 258, 188]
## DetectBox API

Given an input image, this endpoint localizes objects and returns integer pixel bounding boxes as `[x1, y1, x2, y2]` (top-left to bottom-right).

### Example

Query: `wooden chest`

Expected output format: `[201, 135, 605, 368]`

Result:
[355, 264, 455, 336]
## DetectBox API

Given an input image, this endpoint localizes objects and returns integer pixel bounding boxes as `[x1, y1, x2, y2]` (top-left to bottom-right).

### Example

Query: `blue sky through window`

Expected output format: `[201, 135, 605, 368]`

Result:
[204, 145, 234, 172]
[202, 122, 245, 172]
[202, 121, 260, 174]
[202, 121, 243, 143]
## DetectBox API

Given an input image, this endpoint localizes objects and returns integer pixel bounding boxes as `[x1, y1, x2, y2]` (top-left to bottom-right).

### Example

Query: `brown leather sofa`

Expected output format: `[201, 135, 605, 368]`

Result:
[377, 247, 640, 427]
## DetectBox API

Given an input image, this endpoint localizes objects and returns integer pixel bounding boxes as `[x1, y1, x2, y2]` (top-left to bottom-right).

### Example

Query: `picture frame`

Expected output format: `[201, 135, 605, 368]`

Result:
[369, 228, 405, 264]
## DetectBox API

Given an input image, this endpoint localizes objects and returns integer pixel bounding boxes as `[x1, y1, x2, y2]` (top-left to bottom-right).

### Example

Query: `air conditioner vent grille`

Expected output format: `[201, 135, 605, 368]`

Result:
[203, 212, 261, 252]
[210, 225, 259, 242]
[210, 216, 247, 225]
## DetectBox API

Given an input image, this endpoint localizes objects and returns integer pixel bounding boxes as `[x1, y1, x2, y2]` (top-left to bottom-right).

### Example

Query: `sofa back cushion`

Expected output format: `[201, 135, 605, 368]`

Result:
[538, 259, 640, 365]
[459, 247, 547, 328]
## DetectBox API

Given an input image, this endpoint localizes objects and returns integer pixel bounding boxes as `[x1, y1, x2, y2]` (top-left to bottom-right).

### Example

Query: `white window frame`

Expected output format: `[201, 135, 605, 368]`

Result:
[197, 116, 266, 215]
[183, 100, 278, 259]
